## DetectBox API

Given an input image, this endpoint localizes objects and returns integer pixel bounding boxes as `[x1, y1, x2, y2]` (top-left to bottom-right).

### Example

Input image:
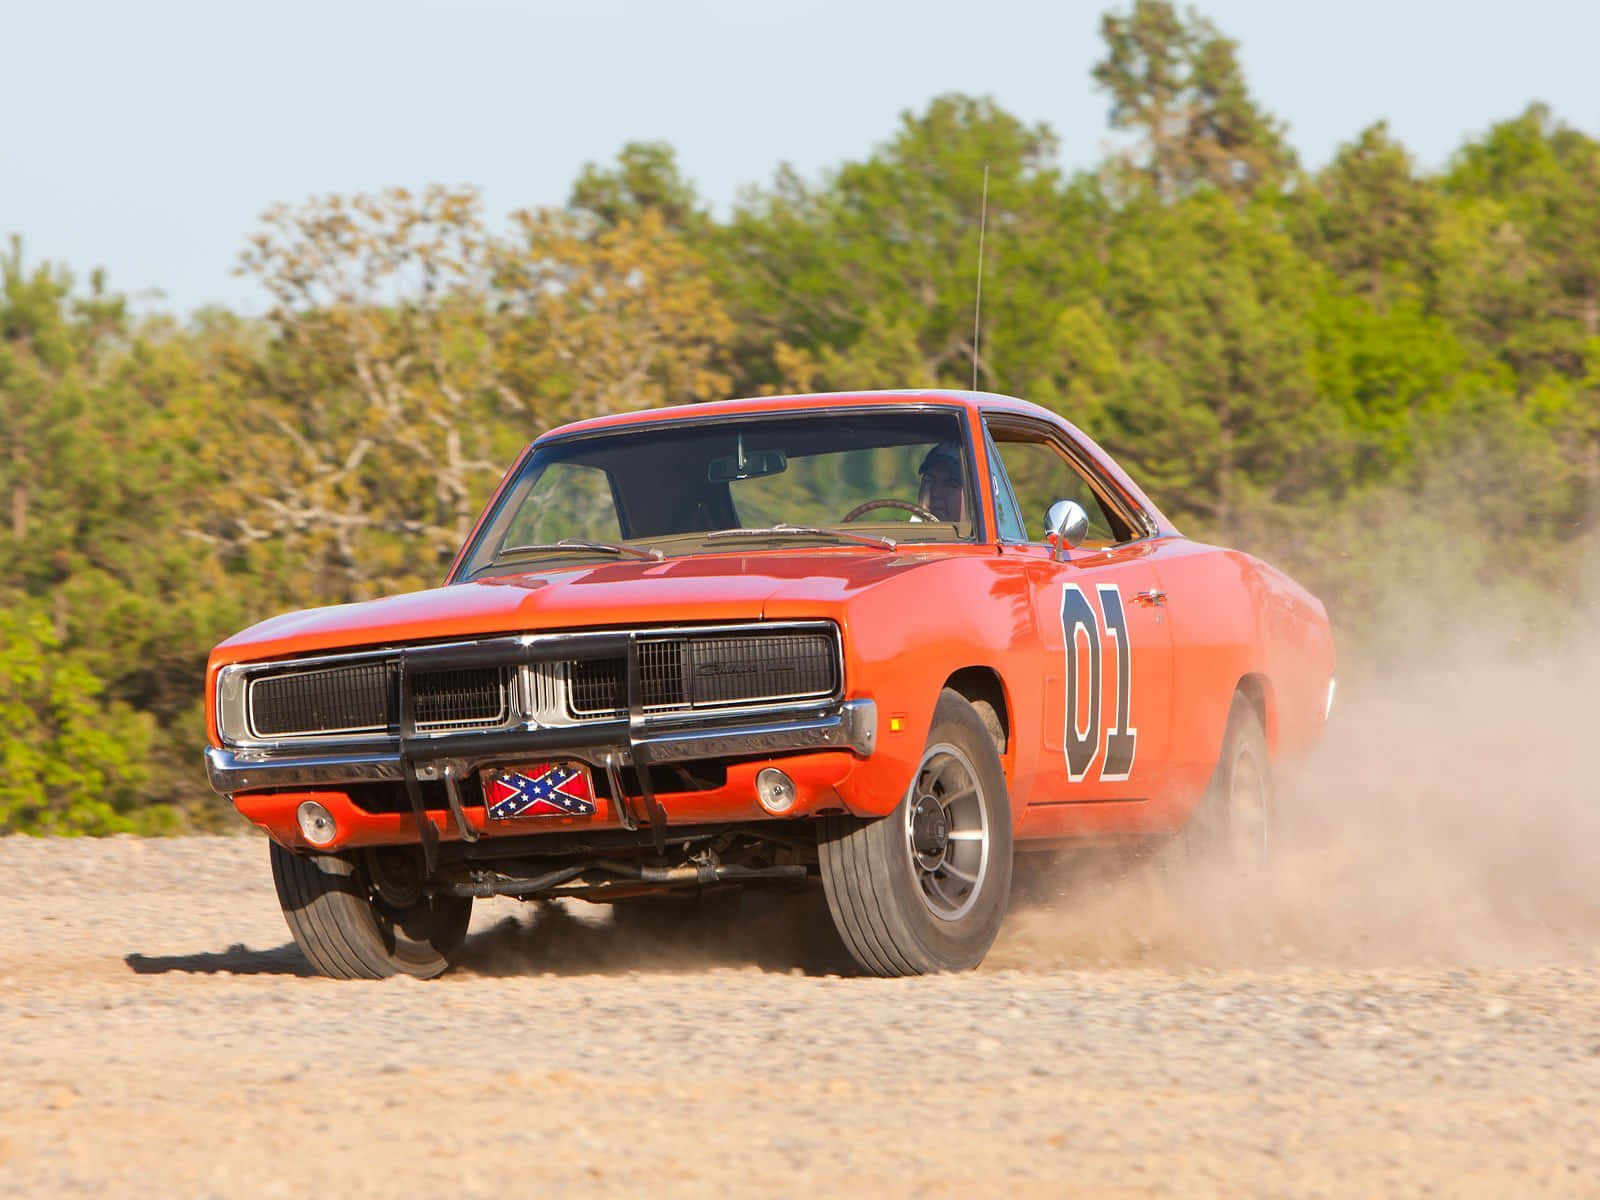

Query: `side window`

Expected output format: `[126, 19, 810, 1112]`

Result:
[987, 427, 1125, 546]
[984, 428, 1027, 543]
[500, 462, 621, 546]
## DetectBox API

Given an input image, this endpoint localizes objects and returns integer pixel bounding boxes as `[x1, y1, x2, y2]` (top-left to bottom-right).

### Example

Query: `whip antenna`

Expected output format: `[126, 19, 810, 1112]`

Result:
[971, 164, 990, 392]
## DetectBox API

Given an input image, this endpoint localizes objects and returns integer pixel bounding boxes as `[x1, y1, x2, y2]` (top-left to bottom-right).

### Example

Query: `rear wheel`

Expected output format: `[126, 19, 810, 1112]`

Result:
[270, 842, 472, 979]
[1181, 693, 1272, 871]
[818, 689, 1013, 975]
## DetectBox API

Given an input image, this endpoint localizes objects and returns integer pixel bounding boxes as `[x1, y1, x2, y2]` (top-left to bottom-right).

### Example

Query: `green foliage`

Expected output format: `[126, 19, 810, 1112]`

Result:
[2, 4, 1599, 832]
[1093, 0, 1295, 199]
[713, 94, 1074, 394]
[570, 141, 707, 234]
[0, 597, 157, 834]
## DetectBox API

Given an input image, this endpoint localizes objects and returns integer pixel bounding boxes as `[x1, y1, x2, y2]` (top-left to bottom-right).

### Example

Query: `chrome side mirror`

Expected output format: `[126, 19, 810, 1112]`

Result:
[1045, 499, 1089, 561]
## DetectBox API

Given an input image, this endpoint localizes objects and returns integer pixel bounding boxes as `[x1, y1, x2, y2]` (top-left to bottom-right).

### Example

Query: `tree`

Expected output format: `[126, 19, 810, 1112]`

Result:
[490, 206, 733, 425]
[221, 186, 733, 602]
[1300, 122, 1439, 305]
[1093, 0, 1294, 200]
[0, 595, 157, 835]
[1442, 104, 1600, 377]
[223, 186, 519, 599]
[1439, 107, 1600, 509]
[715, 94, 1076, 395]
[1077, 191, 1342, 533]
[570, 141, 707, 234]
[0, 241, 247, 826]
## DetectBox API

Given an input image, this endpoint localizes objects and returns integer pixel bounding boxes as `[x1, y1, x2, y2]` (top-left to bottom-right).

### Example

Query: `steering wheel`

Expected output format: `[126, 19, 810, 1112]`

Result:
[842, 498, 942, 523]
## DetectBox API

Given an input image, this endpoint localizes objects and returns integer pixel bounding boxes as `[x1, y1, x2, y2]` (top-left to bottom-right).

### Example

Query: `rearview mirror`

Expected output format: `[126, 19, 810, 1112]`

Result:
[1046, 499, 1089, 560]
[707, 447, 787, 483]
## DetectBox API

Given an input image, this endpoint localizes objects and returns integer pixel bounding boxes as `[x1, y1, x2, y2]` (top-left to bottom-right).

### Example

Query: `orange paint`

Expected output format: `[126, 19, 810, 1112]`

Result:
[207, 391, 1334, 851]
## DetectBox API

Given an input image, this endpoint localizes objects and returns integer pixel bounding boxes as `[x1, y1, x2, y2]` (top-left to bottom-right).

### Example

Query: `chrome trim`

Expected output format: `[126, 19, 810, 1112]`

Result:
[205, 700, 877, 795]
[216, 621, 843, 748]
[207, 746, 409, 792]
[216, 636, 535, 748]
[565, 630, 841, 720]
[640, 700, 876, 763]
[242, 663, 514, 741]
[564, 689, 841, 726]
[981, 407, 1160, 542]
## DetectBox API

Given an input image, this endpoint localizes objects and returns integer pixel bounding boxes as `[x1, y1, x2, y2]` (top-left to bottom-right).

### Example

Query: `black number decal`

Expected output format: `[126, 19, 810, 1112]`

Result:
[1059, 584, 1139, 783]
[1059, 586, 1101, 781]
[1098, 584, 1137, 781]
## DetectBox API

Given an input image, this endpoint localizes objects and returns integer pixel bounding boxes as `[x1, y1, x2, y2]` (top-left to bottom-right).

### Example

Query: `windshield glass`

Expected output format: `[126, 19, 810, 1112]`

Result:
[456, 408, 977, 579]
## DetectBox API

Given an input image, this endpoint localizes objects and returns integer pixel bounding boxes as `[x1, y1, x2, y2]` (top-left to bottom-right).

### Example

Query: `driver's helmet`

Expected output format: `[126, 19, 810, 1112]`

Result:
[917, 441, 966, 523]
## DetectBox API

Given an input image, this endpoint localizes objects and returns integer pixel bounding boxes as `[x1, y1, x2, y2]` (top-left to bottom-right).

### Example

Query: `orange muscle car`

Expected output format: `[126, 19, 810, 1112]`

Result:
[205, 391, 1335, 978]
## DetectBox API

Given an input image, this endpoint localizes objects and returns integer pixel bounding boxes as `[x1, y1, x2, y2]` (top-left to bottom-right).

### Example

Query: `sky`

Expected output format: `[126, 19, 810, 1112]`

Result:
[5, 0, 1597, 317]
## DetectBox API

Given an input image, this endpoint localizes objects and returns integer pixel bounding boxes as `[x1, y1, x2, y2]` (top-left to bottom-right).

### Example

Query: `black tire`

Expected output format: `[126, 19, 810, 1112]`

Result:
[269, 842, 472, 980]
[1180, 692, 1272, 871]
[818, 689, 1013, 976]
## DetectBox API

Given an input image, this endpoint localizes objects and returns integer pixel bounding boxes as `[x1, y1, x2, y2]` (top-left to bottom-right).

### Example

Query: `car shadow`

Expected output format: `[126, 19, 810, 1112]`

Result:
[119, 890, 856, 980]
[124, 943, 317, 977]
[454, 889, 857, 978]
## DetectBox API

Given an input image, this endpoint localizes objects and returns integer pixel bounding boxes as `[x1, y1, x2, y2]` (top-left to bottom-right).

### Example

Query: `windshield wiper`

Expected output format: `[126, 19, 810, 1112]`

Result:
[705, 524, 896, 551]
[495, 538, 664, 563]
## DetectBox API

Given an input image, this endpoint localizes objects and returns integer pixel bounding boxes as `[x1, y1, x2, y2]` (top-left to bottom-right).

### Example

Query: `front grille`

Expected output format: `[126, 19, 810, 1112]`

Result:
[413, 668, 509, 728]
[681, 632, 835, 707]
[568, 658, 626, 717]
[231, 624, 840, 743]
[250, 663, 393, 737]
[639, 638, 684, 708]
[248, 663, 508, 738]
[566, 631, 839, 719]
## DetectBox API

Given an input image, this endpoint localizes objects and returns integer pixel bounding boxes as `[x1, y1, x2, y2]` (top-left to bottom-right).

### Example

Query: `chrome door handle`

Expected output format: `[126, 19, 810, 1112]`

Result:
[1132, 589, 1166, 607]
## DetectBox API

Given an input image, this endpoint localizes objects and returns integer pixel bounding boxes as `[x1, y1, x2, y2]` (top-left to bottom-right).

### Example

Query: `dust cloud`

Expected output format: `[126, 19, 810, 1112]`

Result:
[454, 886, 856, 977]
[990, 587, 1600, 972]
[454, 573, 1600, 977]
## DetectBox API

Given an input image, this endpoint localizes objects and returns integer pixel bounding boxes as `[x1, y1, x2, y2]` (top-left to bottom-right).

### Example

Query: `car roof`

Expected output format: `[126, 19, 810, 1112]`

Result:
[538, 390, 1060, 441]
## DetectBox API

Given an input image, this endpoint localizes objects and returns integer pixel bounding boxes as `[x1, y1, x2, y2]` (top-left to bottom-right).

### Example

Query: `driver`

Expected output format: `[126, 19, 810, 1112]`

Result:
[916, 442, 966, 524]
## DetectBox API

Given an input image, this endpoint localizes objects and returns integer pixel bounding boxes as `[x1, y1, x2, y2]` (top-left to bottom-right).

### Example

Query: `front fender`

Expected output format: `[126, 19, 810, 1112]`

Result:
[767, 551, 1039, 820]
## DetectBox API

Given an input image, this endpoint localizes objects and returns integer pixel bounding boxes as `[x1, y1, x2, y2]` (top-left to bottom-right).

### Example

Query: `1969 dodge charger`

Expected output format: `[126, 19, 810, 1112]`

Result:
[205, 390, 1335, 978]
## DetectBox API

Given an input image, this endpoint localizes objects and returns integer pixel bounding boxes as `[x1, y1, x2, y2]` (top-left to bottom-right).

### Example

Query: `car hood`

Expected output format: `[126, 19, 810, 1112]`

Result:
[213, 550, 942, 663]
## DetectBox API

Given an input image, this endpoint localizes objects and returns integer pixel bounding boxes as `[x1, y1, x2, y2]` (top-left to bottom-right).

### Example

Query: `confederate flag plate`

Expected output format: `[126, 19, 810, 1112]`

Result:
[483, 762, 596, 820]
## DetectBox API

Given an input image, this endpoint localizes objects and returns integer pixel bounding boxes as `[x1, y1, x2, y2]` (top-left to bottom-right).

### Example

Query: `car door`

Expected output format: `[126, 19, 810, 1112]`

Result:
[984, 416, 1174, 825]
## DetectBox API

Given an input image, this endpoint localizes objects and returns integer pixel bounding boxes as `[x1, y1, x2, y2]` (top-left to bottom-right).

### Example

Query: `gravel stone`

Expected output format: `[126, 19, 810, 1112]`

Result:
[2, 834, 1598, 1197]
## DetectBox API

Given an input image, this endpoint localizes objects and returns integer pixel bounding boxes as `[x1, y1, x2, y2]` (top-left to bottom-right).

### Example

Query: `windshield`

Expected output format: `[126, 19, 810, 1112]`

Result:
[456, 408, 978, 579]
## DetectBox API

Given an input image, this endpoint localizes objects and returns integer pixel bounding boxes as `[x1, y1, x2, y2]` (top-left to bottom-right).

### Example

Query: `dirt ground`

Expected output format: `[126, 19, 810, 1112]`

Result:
[4, 638, 1600, 1197]
[0, 832, 1596, 1199]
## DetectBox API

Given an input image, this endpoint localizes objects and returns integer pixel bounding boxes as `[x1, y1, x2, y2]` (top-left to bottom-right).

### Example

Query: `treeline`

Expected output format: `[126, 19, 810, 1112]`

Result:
[3, 1, 1597, 833]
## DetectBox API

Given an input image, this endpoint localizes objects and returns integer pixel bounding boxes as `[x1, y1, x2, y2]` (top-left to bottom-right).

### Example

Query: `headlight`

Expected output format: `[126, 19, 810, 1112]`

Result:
[215, 665, 249, 743]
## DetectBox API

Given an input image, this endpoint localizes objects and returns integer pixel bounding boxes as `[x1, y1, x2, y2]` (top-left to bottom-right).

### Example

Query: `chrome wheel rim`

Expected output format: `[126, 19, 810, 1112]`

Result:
[903, 742, 989, 921]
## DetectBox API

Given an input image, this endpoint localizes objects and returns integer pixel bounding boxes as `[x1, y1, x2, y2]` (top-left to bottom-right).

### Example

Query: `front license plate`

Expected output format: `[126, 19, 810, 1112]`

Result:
[483, 762, 597, 820]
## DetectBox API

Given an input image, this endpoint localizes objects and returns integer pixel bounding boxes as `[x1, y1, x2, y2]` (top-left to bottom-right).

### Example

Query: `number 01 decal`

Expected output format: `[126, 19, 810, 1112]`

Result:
[1059, 584, 1137, 783]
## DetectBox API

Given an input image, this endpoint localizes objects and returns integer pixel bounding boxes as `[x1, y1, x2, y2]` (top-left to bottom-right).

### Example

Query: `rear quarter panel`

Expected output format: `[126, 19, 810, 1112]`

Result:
[1153, 539, 1335, 813]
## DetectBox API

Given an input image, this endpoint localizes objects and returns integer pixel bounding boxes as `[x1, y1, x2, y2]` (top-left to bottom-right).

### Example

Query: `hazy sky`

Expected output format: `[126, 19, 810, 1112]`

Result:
[5, 0, 1597, 315]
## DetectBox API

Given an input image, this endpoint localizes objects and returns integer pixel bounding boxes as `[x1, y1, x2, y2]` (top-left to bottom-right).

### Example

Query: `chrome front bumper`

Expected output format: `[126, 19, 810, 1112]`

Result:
[205, 699, 877, 794]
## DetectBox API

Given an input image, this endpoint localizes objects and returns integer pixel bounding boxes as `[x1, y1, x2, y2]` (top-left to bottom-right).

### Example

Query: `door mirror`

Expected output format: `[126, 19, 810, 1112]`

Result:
[1046, 499, 1089, 558]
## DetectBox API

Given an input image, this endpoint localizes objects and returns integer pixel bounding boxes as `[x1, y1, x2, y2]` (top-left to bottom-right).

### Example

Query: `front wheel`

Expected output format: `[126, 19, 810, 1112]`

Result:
[818, 689, 1013, 975]
[270, 842, 472, 979]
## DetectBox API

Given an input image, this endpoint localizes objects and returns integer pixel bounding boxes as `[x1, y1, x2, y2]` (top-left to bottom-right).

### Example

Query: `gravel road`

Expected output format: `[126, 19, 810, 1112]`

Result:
[3, 831, 1598, 1199]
